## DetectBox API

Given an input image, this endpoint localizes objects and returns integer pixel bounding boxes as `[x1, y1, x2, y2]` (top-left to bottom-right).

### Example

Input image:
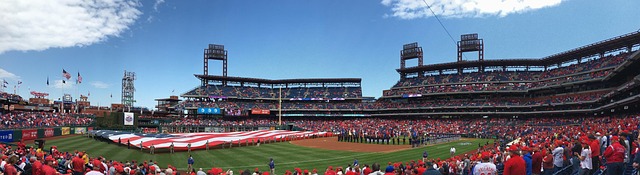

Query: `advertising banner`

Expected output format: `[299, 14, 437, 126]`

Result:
[124, 112, 134, 126]
[61, 127, 70, 135]
[75, 127, 86, 134]
[251, 109, 271, 115]
[197, 108, 221, 115]
[22, 129, 38, 140]
[44, 128, 54, 137]
[0, 131, 13, 143]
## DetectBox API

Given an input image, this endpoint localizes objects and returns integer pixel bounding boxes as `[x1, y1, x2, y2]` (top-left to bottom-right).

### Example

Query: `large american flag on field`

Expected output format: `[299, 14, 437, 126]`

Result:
[91, 130, 329, 150]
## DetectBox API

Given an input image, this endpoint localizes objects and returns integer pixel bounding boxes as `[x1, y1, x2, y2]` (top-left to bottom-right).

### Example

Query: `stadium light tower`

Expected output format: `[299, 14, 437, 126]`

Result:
[400, 42, 423, 79]
[203, 44, 228, 85]
[122, 70, 136, 109]
[457, 33, 484, 73]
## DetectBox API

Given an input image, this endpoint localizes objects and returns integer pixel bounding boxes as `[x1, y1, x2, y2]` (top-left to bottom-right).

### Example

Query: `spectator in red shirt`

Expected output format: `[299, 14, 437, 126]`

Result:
[31, 156, 43, 175]
[603, 136, 625, 175]
[588, 135, 600, 175]
[72, 152, 86, 175]
[4, 155, 19, 175]
[504, 145, 526, 175]
[542, 148, 554, 175]
[42, 156, 58, 175]
[531, 146, 543, 175]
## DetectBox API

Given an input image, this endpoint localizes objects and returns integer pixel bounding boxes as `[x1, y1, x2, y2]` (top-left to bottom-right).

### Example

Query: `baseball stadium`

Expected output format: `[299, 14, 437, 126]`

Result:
[2, 1, 640, 175]
[2, 30, 640, 175]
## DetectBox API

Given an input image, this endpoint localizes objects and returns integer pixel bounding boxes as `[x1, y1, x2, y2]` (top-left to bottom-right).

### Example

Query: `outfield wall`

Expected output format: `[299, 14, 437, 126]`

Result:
[0, 126, 93, 142]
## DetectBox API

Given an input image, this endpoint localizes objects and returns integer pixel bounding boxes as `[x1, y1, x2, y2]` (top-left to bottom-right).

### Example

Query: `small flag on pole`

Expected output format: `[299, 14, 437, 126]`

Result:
[62, 69, 71, 80]
[46, 77, 49, 86]
[77, 72, 82, 84]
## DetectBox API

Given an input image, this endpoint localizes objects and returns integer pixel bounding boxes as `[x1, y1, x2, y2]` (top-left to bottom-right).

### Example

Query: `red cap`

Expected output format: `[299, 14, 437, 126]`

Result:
[481, 152, 492, 159]
[78, 152, 84, 157]
[45, 156, 55, 162]
[581, 139, 589, 145]
[116, 166, 124, 173]
[304, 170, 309, 174]
[555, 140, 563, 146]
[313, 169, 317, 173]
[612, 136, 619, 141]
[507, 144, 519, 152]
[263, 172, 269, 175]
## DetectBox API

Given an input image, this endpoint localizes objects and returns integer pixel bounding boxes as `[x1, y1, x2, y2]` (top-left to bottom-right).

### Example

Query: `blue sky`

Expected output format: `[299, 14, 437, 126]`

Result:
[1, 0, 639, 109]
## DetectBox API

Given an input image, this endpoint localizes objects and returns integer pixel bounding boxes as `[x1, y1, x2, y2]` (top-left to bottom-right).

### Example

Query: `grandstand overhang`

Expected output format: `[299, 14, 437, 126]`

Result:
[397, 59, 543, 73]
[194, 75, 361, 85]
[398, 31, 640, 74]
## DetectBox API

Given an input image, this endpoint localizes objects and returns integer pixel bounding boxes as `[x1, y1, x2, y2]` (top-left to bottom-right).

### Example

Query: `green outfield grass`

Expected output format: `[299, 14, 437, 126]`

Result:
[48, 136, 492, 173]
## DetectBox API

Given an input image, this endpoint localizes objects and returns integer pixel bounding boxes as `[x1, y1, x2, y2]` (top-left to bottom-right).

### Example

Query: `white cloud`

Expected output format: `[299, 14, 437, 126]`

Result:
[381, 0, 564, 19]
[53, 80, 74, 89]
[153, 0, 165, 12]
[91, 81, 110, 89]
[0, 0, 142, 54]
[0, 68, 20, 80]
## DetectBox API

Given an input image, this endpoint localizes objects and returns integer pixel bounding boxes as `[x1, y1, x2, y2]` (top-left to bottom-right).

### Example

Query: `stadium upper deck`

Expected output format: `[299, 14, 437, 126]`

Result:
[182, 75, 363, 99]
[176, 31, 640, 117]
[383, 31, 640, 98]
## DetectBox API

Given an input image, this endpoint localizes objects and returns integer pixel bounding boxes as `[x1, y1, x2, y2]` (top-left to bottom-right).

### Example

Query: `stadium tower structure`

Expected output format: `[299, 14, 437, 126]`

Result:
[182, 44, 364, 119]
[203, 44, 227, 86]
[400, 42, 423, 79]
[122, 70, 136, 108]
[381, 31, 640, 118]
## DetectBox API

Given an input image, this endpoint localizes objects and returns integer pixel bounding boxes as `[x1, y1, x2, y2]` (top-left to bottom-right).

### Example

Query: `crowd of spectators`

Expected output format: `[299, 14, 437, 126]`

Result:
[385, 69, 614, 96]
[387, 52, 631, 96]
[0, 112, 94, 129]
[183, 85, 362, 99]
[179, 89, 608, 111]
[0, 92, 24, 102]
[163, 118, 277, 127]
[17, 114, 636, 175]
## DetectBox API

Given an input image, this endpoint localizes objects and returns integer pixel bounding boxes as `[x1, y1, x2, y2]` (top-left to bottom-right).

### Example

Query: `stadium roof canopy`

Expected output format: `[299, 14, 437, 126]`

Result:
[195, 75, 361, 84]
[398, 31, 640, 73]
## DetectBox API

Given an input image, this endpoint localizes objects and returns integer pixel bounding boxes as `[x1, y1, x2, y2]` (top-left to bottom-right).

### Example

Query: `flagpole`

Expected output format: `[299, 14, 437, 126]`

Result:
[76, 71, 79, 114]
[278, 87, 282, 126]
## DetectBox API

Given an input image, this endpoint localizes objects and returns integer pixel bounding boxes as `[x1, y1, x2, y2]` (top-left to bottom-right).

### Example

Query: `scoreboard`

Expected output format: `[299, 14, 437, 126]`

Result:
[459, 33, 482, 52]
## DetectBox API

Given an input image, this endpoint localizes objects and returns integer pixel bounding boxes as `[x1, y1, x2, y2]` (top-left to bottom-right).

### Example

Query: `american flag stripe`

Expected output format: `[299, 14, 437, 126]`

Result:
[95, 130, 330, 149]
